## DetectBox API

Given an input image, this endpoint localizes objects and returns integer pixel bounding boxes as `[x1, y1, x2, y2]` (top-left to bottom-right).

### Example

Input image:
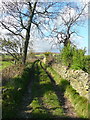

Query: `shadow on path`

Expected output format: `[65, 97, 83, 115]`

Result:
[40, 62, 79, 118]
[17, 60, 40, 118]
[14, 61, 89, 120]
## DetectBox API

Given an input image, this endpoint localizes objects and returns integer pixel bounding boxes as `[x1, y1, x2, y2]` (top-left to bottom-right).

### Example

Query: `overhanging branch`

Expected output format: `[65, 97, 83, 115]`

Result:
[0, 22, 24, 38]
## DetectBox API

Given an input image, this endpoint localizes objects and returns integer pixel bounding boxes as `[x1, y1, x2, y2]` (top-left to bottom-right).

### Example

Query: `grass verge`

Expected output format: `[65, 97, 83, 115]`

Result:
[2, 62, 33, 118]
[46, 66, 89, 118]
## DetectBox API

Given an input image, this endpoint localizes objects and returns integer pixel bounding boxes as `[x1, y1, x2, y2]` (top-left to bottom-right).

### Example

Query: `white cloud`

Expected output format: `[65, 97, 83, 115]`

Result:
[0, 0, 2, 5]
[78, 0, 90, 3]
[56, 6, 77, 25]
[31, 37, 59, 52]
[0, 0, 90, 3]
[32, 37, 50, 52]
[0, 27, 8, 35]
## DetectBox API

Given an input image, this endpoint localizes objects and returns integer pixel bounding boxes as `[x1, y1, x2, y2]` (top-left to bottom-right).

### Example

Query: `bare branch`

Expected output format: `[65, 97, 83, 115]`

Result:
[0, 22, 24, 38]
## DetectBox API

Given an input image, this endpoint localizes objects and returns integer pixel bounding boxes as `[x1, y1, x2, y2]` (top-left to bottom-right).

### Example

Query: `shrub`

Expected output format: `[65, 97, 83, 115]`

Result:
[71, 48, 86, 70]
[60, 43, 74, 67]
[44, 52, 54, 65]
[84, 55, 90, 73]
[60, 44, 86, 70]
[44, 52, 52, 56]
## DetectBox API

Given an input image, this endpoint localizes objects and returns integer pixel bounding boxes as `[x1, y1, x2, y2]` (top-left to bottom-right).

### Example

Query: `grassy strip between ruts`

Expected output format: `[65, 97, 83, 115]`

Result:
[29, 61, 64, 119]
[45, 65, 89, 119]
[2, 62, 33, 118]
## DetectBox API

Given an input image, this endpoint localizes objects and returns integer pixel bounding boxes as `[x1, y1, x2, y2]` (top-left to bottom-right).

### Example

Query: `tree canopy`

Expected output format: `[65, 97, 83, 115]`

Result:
[0, 1, 88, 64]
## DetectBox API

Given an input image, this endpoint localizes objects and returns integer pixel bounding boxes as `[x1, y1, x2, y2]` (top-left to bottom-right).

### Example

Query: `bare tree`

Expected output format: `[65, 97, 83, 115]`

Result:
[0, 36, 23, 62]
[50, 3, 87, 48]
[0, 1, 87, 63]
[0, 1, 37, 64]
[0, 0, 57, 64]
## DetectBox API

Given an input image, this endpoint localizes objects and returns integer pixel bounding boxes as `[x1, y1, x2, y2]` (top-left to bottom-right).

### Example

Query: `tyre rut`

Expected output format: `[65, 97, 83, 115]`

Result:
[18, 61, 77, 119]
[40, 62, 77, 118]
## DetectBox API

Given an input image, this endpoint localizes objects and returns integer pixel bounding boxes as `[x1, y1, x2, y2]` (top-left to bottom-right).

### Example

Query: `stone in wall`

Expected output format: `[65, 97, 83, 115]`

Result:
[52, 64, 89, 100]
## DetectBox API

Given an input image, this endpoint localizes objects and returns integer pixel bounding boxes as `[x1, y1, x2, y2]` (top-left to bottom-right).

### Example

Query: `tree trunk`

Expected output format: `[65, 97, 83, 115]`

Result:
[64, 39, 71, 47]
[22, 28, 31, 64]
[22, 2, 37, 65]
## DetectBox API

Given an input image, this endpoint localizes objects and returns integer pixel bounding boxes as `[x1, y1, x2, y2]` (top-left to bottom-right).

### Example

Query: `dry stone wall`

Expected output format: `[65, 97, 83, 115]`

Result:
[52, 64, 89, 100]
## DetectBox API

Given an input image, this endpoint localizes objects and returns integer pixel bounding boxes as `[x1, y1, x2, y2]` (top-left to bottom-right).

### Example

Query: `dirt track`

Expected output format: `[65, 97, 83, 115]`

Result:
[18, 61, 78, 119]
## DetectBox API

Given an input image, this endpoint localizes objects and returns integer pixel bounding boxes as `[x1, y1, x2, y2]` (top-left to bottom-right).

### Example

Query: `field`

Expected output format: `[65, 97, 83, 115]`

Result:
[0, 61, 13, 70]
[0, 55, 14, 70]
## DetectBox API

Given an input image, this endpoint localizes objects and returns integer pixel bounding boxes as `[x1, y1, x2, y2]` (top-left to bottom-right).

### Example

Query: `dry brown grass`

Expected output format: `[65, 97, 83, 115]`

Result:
[2, 64, 24, 85]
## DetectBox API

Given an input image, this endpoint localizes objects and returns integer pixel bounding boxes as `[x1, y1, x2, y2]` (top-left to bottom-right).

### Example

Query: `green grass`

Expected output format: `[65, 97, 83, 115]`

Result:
[3, 60, 63, 119]
[2, 54, 13, 60]
[65, 86, 88, 118]
[35, 54, 45, 58]
[2, 62, 33, 118]
[0, 61, 14, 70]
[46, 66, 89, 118]
[3, 60, 89, 119]
[29, 61, 64, 118]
